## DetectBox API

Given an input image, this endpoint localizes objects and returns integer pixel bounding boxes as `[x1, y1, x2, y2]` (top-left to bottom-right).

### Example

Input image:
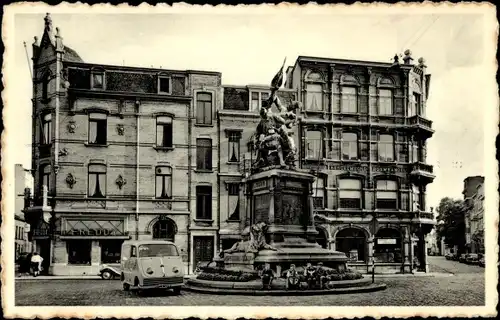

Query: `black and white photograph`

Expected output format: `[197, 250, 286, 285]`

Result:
[1, 2, 498, 319]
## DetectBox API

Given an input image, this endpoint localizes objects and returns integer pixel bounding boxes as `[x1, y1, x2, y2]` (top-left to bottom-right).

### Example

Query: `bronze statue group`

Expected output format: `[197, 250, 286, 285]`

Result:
[259, 262, 330, 291]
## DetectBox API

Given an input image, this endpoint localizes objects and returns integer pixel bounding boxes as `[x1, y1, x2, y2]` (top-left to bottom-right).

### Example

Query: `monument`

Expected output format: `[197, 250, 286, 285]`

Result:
[186, 61, 386, 293]
[217, 62, 348, 276]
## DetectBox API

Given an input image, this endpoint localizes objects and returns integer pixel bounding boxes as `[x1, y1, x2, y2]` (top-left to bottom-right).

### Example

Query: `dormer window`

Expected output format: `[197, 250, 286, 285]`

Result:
[250, 91, 270, 112]
[91, 71, 104, 90]
[158, 75, 172, 94]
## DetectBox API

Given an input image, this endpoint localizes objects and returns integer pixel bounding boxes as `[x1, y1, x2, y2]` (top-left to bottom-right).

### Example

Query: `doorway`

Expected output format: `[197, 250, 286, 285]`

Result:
[193, 236, 214, 270]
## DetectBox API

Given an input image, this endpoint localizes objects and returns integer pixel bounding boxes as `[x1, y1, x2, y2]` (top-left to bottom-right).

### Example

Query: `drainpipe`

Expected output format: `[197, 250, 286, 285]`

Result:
[187, 82, 192, 273]
[217, 111, 221, 253]
[135, 100, 140, 240]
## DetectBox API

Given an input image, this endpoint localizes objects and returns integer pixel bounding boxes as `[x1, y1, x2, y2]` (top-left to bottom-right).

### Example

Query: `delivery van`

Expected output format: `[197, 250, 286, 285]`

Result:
[120, 240, 184, 294]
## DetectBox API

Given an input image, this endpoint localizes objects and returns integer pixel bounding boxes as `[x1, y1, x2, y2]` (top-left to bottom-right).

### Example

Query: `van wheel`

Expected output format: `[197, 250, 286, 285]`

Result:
[173, 287, 181, 295]
[101, 270, 113, 280]
[123, 283, 130, 291]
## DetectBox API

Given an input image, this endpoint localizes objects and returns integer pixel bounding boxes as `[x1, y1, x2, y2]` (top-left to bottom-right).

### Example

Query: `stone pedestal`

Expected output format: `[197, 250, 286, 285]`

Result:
[225, 168, 349, 273]
[223, 252, 256, 272]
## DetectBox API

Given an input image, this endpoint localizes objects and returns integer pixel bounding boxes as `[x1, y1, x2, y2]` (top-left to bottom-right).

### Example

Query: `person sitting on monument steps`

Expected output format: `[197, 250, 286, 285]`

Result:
[315, 262, 327, 289]
[261, 263, 275, 290]
[304, 263, 316, 289]
[286, 264, 300, 290]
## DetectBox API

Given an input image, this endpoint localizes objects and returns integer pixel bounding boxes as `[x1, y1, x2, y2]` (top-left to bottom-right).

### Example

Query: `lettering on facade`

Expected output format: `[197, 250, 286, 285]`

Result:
[62, 219, 125, 237]
[377, 238, 397, 245]
[325, 164, 407, 173]
[253, 180, 267, 189]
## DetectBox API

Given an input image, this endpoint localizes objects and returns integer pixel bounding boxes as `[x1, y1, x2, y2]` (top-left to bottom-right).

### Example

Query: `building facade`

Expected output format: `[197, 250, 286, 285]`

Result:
[462, 176, 484, 253]
[15, 164, 33, 258]
[25, 14, 222, 275]
[462, 176, 485, 254]
[283, 53, 435, 273]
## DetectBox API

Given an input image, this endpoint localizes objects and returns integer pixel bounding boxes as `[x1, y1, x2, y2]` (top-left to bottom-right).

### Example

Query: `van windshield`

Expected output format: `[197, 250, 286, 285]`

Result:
[138, 244, 179, 257]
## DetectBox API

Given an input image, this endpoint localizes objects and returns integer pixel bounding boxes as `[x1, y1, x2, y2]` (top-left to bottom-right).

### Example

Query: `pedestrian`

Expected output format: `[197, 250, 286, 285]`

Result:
[30, 252, 43, 277]
[286, 264, 300, 290]
[261, 263, 274, 290]
[304, 262, 316, 289]
[315, 262, 327, 289]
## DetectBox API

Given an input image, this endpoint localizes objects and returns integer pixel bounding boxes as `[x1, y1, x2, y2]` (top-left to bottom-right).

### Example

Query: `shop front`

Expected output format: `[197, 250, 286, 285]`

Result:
[50, 217, 130, 275]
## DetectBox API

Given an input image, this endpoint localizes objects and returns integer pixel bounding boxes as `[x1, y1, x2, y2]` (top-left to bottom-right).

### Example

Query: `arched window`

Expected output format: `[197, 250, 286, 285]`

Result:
[335, 228, 367, 262]
[379, 89, 393, 115]
[341, 87, 357, 113]
[374, 228, 402, 263]
[152, 218, 176, 242]
[39, 164, 51, 194]
[41, 113, 52, 145]
[196, 92, 213, 125]
[156, 116, 173, 148]
[305, 84, 323, 111]
[155, 166, 172, 199]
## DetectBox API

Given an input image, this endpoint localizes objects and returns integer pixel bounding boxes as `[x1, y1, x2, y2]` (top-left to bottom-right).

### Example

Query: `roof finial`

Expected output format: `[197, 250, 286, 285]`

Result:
[56, 27, 61, 37]
[44, 13, 52, 28]
[33, 36, 39, 46]
[403, 49, 414, 65]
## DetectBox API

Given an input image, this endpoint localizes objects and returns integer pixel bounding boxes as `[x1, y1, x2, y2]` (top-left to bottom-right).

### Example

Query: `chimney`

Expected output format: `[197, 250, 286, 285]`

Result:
[403, 49, 414, 65]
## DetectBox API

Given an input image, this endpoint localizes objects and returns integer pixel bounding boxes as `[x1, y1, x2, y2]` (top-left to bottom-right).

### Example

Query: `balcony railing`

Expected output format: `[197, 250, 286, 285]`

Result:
[409, 115, 434, 138]
[411, 162, 434, 174]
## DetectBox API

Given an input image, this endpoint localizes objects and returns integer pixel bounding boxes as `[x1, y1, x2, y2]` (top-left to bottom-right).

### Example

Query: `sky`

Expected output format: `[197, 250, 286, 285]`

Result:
[4, 5, 497, 213]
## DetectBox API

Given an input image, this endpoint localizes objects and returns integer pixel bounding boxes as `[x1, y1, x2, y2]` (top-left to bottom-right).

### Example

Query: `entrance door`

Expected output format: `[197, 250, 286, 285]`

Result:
[193, 236, 214, 270]
[38, 239, 51, 275]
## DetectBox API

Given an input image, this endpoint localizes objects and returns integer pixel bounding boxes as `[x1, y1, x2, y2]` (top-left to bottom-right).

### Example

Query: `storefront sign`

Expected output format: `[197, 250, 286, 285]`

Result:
[377, 238, 397, 245]
[327, 164, 368, 172]
[62, 219, 125, 237]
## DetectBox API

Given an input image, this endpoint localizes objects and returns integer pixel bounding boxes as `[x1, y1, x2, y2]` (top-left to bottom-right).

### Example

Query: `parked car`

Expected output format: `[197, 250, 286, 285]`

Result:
[465, 253, 480, 265]
[458, 254, 468, 263]
[479, 256, 485, 267]
[445, 253, 454, 260]
[99, 263, 121, 280]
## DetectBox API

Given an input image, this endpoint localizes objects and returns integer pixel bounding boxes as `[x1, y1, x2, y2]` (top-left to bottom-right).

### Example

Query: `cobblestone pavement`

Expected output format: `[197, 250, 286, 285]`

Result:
[15, 272, 484, 306]
[427, 256, 485, 274]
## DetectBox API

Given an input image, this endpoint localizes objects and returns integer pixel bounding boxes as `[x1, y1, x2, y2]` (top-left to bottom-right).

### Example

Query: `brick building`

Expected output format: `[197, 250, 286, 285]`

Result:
[463, 176, 485, 254]
[24, 14, 222, 275]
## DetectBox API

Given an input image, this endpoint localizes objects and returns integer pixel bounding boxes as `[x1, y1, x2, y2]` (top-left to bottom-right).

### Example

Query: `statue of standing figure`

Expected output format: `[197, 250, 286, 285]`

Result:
[252, 86, 302, 169]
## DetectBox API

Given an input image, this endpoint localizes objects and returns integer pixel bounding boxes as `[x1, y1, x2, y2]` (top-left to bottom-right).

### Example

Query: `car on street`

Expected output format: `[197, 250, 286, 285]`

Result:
[479, 256, 485, 267]
[465, 253, 480, 265]
[458, 254, 468, 263]
[99, 264, 121, 280]
[445, 253, 455, 260]
[120, 240, 184, 294]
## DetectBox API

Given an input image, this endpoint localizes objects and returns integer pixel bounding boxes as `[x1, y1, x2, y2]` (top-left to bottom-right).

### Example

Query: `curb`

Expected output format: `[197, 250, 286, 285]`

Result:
[183, 283, 387, 296]
[372, 273, 454, 278]
[16, 276, 102, 280]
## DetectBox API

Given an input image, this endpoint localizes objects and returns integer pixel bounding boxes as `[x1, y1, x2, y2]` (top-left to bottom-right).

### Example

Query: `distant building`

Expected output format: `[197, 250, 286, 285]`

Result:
[462, 176, 484, 253]
[15, 164, 33, 258]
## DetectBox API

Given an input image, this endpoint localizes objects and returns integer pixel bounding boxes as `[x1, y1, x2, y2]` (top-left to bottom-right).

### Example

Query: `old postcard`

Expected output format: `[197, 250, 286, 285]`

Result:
[1, 2, 498, 319]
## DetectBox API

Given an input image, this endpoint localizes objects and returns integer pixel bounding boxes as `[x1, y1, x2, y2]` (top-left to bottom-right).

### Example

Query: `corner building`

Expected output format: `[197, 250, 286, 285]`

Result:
[25, 15, 222, 275]
[284, 54, 435, 273]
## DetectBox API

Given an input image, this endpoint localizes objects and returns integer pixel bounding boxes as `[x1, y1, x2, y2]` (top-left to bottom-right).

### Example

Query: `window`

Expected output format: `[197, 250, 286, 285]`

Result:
[88, 164, 106, 198]
[91, 72, 104, 89]
[196, 92, 213, 125]
[341, 87, 357, 113]
[156, 116, 173, 148]
[152, 219, 176, 241]
[374, 228, 402, 263]
[131, 246, 137, 257]
[227, 183, 240, 221]
[101, 240, 122, 264]
[196, 138, 212, 170]
[335, 228, 367, 262]
[196, 186, 212, 220]
[339, 179, 362, 209]
[305, 84, 323, 111]
[67, 240, 91, 265]
[342, 132, 358, 160]
[42, 74, 49, 101]
[227, 131, 241, 162]
[412, 92, 421, 116]
[41, 113, 52, 145]
[40, 164, 51, 193]
[376, 180, 398, 210]
[379, 134, 394, 161]
[250, 91, 270, 112]
[139, 244, 179, 257]
[312, 177, 325, 209]
[379, 89, 393, 115]
[155, 166, 172, 199]
[412, 184, 420, 211]
[158, 76, 171, 94]
[88, 113, 107, 145]
[305, 130, 322, 160]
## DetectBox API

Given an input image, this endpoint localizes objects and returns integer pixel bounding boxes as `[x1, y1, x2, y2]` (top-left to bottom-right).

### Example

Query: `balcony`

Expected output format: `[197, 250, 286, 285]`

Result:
[410, 162, 435, 184]
[409, 115, 434, 139]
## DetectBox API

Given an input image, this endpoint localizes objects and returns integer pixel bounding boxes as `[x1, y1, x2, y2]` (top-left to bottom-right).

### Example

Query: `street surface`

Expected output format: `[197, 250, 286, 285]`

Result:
[15, 257, 484, 306]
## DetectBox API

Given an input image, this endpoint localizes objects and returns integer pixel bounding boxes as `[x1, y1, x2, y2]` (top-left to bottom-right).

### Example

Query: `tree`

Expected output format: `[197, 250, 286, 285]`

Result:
[436, 197, 469, 254]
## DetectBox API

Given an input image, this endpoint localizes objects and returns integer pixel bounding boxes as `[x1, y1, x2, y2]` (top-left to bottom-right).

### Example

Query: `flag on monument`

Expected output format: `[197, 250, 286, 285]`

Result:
[271, 58, 286, 89]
